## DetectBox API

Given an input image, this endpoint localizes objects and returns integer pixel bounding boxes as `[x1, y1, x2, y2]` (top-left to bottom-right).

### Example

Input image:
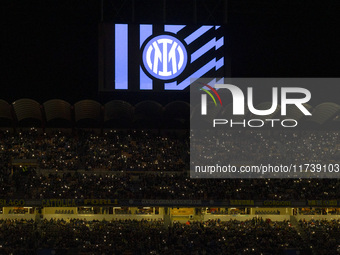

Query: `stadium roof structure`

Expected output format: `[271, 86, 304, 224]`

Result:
[12, 99, 43, 127]
[104, 100, 134, 128]
[163, 101, 190, 129]
[1, 98, 340, 129]
[43, 99, 73, 127]
[285, 104, 313, 122]
[307, 103, 340, 126]
[134, 100, 164, 128]
[74, 100, 102, 127]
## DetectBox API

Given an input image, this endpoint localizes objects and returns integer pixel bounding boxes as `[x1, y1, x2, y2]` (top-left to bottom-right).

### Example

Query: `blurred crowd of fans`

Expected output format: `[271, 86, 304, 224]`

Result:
[5, 171, 340, 200]
[2, 129, 340, 172]
[191, 130, 340, 165]
[1, 129, 340, 254]
[0, 129, 340, 200]
[0, 129, 188, 171]
[299, 219, 340, 255]
[0, 218, 309, 255]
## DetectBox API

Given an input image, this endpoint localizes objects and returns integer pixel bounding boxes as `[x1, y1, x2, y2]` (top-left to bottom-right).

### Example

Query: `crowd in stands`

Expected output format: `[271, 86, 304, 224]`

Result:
[0, 129, 188, 172]
[0, 219, 36, 254]
[1, 129, 340, 172]
[0, 129, 340, 200]
[191, 130, 340, 165]
[0, 218, 308, 255]
[299, 219, 340, 255]
[8, 171, 340, 200]
[1, 129, 340, 254]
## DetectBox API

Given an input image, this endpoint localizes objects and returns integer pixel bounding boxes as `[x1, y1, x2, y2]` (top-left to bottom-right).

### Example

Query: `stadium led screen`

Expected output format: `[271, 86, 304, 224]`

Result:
[99, 23, 226, 91]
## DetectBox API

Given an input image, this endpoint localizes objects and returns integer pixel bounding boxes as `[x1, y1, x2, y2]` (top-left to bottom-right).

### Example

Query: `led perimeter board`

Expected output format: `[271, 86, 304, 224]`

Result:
[98, 23, 226, 92]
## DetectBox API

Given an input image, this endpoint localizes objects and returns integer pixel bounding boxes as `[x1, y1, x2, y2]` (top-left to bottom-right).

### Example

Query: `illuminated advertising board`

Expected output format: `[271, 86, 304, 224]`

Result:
[99, 24, 226, 91]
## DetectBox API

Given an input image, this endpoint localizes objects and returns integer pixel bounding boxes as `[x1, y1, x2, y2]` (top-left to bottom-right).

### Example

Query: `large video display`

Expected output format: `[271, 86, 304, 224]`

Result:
[99, 23, 226, 91]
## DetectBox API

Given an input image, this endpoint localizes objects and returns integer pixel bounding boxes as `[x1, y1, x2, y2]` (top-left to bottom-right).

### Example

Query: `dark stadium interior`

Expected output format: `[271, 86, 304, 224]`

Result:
[2, 0, 339, 103]
[1, 1, 340, 255]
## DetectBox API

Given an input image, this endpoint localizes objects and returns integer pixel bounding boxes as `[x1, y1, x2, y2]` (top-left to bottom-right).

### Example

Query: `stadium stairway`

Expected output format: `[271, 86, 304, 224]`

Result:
[290, 216, 316, 255]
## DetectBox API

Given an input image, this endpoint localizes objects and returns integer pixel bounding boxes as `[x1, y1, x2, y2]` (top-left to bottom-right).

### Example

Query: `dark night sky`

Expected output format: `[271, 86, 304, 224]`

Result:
[1, 0, 339, 104]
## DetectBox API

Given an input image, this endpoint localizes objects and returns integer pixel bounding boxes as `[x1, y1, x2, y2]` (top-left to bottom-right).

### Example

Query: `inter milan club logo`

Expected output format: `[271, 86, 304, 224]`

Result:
[142, 34, 188, 80]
